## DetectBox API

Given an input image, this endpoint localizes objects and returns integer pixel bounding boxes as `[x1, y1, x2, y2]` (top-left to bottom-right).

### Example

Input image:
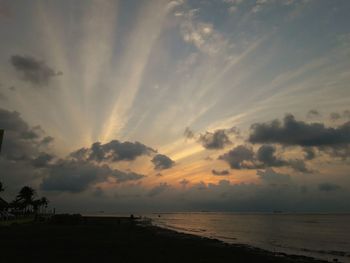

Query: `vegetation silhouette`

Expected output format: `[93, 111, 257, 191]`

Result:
[0, 182, 49, 218]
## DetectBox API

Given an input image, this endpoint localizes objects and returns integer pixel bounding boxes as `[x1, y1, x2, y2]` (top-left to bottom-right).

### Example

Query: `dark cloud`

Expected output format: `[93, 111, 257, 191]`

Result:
[322, 145, 350, 160]
[0, 108, 58, 197]
[219, 144, 311, 172]
[257, 168, 291, 185]
[10, 55, 62, 86]
[218, 145, 254, 169]
[151, 154, 175, 170]
[303, 147, 316, 160]
[71, 140, 156, 163]
[307, 109, 320, 118]
[40, 136, 54, 146]
[40, 160, 105, 193]
[318, 183, 341, 192]
[249, 114, 350, 148]
[148, 183, 170, 197]
[0, 108, 46, 161]
[226, 126, 240, 136]
[256, 145, 286, 167]
[41, 159, 145, 193]
[255, 145, 311, 173]
[288, 159, 311, 173]
[198, 129, 231, 149]
[0, 108, 150, 194]
[31, 153, 54, 168]
[212, 169, 230, 176]
[184, 127, 195, 139]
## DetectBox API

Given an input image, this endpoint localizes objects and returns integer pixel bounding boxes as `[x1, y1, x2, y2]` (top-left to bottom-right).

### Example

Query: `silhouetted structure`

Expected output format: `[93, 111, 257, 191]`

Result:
[0, 129, 3, 153]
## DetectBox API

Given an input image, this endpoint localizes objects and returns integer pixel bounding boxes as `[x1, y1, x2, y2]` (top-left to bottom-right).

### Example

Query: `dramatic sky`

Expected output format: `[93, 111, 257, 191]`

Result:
[0, 0, 350, 213]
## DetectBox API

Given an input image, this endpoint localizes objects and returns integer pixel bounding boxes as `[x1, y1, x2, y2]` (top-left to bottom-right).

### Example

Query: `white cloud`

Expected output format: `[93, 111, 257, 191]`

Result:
[179, 10, 228, 55]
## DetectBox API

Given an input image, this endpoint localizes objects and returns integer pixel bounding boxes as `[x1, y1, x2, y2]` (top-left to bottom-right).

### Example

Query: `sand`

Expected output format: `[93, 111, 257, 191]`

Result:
[0, 215, 330, 263]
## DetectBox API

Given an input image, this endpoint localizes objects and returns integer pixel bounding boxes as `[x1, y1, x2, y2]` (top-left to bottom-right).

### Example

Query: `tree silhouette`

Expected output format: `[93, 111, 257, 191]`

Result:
[32, 197, 49, 214]
[0, 182, 4, 193]
[16, 186, 36, 213]
[40, 197, 49, 213]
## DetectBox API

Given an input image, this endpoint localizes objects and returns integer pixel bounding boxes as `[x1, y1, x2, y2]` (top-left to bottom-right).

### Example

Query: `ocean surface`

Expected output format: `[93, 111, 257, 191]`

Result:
[146, 213, 350, 263]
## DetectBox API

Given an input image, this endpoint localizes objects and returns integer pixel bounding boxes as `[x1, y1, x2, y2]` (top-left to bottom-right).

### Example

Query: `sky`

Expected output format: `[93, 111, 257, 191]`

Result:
[0, 0, 349, 213]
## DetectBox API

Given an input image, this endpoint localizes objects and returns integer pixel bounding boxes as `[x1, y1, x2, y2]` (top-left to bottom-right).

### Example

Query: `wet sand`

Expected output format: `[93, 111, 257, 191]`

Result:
[0, 215, 330, 263]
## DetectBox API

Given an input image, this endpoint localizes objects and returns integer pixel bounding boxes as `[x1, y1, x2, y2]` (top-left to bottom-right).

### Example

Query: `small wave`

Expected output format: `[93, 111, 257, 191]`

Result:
[214, 235, 237, 241]
[272, 243, 350, 258]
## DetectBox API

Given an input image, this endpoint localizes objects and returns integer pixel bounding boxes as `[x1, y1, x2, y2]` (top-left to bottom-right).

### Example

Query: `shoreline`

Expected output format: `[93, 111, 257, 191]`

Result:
[149, 220, 347, 263]
[0, 215, 334, 263]
[137, 218, 333, 263]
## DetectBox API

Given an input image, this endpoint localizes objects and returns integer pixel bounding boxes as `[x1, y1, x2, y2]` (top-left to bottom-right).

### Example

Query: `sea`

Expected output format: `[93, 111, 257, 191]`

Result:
[145, 212, 350, 263]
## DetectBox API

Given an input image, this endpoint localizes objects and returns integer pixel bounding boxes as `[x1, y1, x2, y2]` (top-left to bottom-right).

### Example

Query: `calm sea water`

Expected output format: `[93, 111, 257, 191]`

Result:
[147, 213, 350, 263]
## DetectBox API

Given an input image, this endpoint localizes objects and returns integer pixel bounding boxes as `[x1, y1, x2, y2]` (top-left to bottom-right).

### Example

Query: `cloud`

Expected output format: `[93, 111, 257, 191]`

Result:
[31, 152, 54, 168]
[256, 145, 286, 167]
[318, 183, 341, 192]
[212, 169, 230, 176]
[219, 143, 311, 172]
[179, 178, 189, 187]
[303, 147, 316, 160]
[198, 129, 231, 149]
[0, 108, 47, 161]
[40, 136, 54, 146]
[218, 145, 254, 169]
[166, 0, 184, 12]
[40, 160, 102, 193]
[223, 0, 244, 14]
[307, 109, 320, 118]
[10, 55, 62, 86]
[330, 112, 341, 121]
[288, 159, 311, 173]
[249, 114, 350, 148]
[179, 9, 228, 55]
[70, 140, 156, 162]
[0, 108, 149, 194]
[148, 183, 170, 197]
[151, 154, 175, 170]
[257, 168, 291, 185]
[184, 127, 195, 139]
[41, 159, 145, 193]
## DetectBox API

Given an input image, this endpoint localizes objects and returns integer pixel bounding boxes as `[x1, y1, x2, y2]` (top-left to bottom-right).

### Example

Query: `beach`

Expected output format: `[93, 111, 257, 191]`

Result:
[0, 215, 330, 263]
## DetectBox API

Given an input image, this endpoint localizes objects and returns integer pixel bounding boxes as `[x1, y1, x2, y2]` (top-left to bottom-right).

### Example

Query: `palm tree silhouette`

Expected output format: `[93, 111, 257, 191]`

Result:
[40, 197, 49, 213]
[16, 186, 36, 213]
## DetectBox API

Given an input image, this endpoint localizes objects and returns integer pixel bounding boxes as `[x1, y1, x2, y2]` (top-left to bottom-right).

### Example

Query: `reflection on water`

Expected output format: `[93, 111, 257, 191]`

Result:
[149, 213, 350, 263]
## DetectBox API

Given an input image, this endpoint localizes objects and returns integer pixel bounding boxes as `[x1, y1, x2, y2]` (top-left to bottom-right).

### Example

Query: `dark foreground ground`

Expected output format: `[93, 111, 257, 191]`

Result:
[0, 215, 330, 263]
